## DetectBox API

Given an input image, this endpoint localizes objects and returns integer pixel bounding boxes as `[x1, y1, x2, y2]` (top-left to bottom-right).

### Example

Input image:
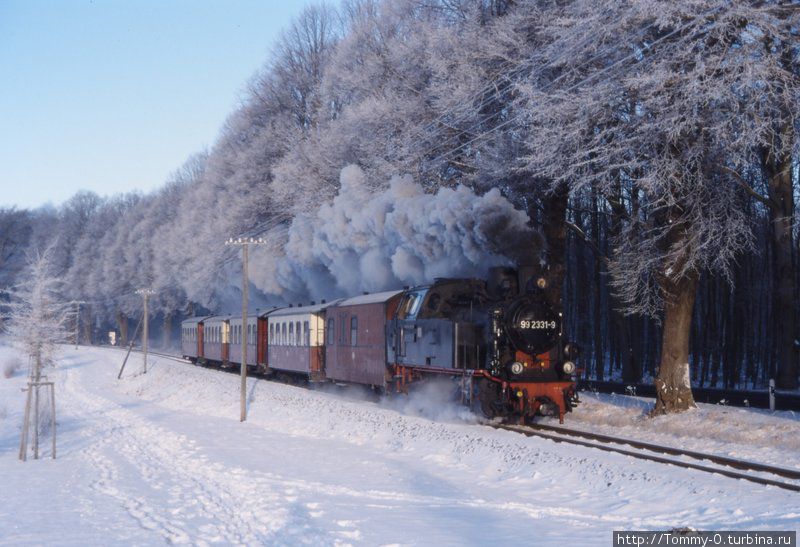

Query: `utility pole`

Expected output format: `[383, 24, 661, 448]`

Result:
[135, 289, 155, 374]
[225, 236, 266, 422]
[69, 300, 86, 348]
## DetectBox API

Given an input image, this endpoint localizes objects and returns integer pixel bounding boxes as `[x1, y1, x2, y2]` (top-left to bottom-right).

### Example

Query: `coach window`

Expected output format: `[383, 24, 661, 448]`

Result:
[350, 316, 358, 346]
[295, 322, 301, 346]
[279, 322, 285, 345]
[269, 324, 274, 344]
[303, 321, 309, 346]
[327, 318, 334, 345]
[289, 322, 294, 346]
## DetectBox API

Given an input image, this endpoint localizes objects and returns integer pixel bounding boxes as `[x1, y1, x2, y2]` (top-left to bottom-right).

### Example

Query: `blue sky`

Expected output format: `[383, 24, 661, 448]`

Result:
[0, 0, 313, 210]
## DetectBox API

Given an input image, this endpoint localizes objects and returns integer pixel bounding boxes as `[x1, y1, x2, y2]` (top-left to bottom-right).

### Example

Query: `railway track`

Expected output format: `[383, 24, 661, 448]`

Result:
[100, 345, 800, 493]
[495, 423, 800, 493]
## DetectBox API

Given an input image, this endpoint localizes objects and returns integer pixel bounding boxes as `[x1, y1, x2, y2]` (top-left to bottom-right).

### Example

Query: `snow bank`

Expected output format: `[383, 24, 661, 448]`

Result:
[551, 391, 800, 469]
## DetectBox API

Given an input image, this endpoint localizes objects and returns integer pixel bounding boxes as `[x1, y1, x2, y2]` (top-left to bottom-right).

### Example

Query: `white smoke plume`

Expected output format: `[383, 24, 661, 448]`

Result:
[249, 165, 536, 301]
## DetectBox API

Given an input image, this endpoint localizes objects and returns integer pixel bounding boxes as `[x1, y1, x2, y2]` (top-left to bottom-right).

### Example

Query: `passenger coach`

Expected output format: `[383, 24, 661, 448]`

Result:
[266, 301, 340, 381]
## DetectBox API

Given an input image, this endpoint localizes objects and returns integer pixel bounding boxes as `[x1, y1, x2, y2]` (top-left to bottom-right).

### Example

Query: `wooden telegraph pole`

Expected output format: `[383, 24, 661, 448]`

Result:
[225, 236, 266, 422]
[135, 289, 156, 374]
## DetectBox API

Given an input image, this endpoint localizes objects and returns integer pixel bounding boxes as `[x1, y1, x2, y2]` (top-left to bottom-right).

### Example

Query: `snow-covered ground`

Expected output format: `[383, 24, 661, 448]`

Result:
[550, 392, 800, 470]
[0, 343, 798, 546]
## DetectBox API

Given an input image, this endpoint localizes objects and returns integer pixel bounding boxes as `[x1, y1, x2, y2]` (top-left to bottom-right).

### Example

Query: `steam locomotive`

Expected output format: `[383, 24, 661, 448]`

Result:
[181, 266, 579, 423]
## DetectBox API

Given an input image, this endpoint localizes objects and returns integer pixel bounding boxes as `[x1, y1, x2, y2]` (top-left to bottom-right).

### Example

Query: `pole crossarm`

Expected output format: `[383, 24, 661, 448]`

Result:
[134, 289, 156, 296]
[224, 236, 268, 246]
[224, 236, 267, 422]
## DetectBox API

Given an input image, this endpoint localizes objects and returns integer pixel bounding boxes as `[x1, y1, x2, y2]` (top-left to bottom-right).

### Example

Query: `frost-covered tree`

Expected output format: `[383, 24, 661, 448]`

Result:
[2, 245, 69, 380]
[517, 0, 799, 411]
[0, 208, 33, 296]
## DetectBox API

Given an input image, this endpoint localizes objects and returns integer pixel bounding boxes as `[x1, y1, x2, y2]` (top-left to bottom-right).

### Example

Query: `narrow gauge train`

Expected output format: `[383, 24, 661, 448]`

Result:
[181, 267, 580, 423]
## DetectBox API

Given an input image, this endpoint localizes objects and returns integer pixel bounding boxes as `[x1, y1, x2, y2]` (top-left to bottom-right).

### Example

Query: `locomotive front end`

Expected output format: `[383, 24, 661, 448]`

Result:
[481, 284, 580, 424]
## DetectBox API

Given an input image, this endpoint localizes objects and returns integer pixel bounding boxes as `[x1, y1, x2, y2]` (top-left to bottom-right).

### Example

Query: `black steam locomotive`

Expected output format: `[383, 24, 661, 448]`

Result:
[388, 267, 579, 423]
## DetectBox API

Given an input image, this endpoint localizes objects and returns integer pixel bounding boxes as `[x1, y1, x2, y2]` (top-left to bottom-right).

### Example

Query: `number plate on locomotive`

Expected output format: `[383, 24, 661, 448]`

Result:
[519, 320, 557, 330]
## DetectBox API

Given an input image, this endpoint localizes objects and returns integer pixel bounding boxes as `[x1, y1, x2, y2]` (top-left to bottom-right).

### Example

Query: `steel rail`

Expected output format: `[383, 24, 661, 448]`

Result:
[494, 424, 800, 493]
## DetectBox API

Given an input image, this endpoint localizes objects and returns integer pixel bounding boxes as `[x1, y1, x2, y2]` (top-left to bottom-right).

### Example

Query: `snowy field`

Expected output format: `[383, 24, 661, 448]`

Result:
[0, 343, 798, 546]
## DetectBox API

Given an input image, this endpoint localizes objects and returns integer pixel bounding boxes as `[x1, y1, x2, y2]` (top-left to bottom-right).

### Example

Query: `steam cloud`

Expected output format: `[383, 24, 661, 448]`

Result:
[250, 165, 536, 301]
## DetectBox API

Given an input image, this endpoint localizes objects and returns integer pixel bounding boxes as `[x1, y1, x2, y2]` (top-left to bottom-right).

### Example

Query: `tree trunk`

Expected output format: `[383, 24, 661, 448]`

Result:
[115, 309, 128, 346]
[162, 311, 172, 349]
[591, 189, 604, 380]
[653, 270, 698, 414]
[82, 305, 93, 344]
[541, 182, 569, 314]
[607, 179, 640, 383]
[763, 129, 797, 389]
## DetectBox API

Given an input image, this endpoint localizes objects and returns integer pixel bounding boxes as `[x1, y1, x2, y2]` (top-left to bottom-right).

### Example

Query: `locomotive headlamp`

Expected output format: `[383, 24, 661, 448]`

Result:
[536, 277, 548, 289]
[562, 361, 576, 375]
[509, 361, 525, 375]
